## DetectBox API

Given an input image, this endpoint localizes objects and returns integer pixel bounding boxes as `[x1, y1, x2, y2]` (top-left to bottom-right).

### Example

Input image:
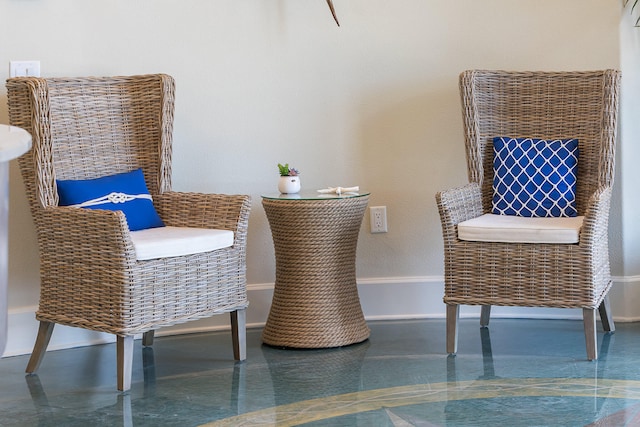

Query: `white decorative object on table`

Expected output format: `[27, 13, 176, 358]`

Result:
[317, 186, 359, 195]
[278, 176, 301, 194]
[277, 163, 301, 194]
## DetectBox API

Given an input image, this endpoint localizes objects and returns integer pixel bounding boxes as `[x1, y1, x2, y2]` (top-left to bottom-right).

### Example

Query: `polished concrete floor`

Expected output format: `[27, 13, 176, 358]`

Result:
[1, 318, 640, 426]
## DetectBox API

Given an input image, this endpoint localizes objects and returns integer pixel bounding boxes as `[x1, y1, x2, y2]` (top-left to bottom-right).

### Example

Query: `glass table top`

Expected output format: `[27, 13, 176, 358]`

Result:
[261, 191, 370, 200]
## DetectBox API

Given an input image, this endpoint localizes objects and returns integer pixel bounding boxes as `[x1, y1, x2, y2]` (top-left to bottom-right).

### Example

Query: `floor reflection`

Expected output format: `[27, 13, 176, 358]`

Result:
[4, 319, 640, 426]
[261, 340, 370, 405]
[23, 344, 249, 426]
[442, 325, 617, 427]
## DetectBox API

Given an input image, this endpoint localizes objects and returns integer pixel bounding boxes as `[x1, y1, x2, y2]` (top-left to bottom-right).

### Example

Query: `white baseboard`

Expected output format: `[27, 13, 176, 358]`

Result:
[3, 275, 639, 357]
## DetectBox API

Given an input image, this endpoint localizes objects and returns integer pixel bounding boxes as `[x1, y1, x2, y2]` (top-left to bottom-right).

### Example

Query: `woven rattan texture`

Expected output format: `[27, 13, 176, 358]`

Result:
[436, 70, 620, 309]
[261, 196, 370, 348]
[7, 75, 250, 336]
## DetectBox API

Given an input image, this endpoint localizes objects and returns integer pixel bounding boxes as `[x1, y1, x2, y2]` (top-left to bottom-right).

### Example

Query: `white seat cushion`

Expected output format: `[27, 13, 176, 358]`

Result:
[130, 226, 234, 261]
[457, 213, 584, 244]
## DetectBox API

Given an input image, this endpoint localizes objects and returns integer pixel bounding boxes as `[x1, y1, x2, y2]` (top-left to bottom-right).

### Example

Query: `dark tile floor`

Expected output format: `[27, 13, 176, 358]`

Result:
[1, 318, 639, 426]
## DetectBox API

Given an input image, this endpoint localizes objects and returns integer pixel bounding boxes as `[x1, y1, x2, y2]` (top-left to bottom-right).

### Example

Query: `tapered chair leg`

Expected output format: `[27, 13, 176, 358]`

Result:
[480, 305, 491, 328]
[598, 294, 615, 333]
[117, 336, 134, 392]
[583, 308, 597, 361]
[446, 304, 459, 355]
[231, 309, 247, 361]
[26, 321, 55, 374]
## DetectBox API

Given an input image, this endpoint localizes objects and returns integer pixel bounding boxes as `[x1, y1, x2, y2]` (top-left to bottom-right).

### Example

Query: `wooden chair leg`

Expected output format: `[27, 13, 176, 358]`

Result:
[231, 309, 247, 361]
[446, 304, 459, 355]
[142, 330, 155, 347]
[480, 305, 491, 328]
[117, 336, 134, 392]
[583, 308, 597, 361]
[598, 294, 615, 333]
[26, 321, 55, 374]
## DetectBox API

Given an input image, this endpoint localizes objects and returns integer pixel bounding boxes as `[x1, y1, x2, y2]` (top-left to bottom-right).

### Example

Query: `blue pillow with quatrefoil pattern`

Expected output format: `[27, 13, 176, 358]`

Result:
[492, 137, 578, 217]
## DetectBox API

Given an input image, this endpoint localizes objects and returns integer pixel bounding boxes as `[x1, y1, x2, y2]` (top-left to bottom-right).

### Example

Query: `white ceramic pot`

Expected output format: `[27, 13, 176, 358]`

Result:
[278, 176, 301, 194]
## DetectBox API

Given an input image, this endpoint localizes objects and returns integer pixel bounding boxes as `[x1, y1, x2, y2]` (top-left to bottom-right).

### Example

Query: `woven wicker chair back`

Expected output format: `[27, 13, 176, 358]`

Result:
[7, 74, 174, 211]
[459, 70, 620, 215]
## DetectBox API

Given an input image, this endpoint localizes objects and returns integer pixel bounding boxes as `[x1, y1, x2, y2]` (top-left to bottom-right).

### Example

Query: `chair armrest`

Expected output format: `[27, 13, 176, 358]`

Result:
[579, 186, 612, 247]
[436, 182, 484, 225]
[435, 182, 484, 244]
[38, 206, 137, 267]
[153, 192, 251, 248]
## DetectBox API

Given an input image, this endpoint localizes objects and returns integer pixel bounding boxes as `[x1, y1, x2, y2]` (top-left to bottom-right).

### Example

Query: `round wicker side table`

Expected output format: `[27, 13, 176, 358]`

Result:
[261, 192, 370, 348]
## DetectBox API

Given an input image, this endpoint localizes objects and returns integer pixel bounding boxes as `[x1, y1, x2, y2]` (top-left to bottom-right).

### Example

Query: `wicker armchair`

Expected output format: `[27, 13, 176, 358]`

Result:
[436, 70, 620, 360]
[7, 74, 251, 391]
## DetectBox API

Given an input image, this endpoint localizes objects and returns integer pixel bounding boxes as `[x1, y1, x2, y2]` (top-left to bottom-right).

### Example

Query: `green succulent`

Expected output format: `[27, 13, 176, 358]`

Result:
[278, 163, 299, 176]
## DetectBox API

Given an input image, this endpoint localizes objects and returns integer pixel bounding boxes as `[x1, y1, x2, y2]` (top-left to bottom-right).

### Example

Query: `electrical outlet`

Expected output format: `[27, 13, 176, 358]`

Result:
[370, 206, 388, 233]
[9, 60, 41, 77]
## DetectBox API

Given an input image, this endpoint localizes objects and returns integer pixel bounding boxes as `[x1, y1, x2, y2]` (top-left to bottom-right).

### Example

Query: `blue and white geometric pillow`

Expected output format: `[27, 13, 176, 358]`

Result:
[492, 137, 579, 217]
[57, 168, 165, 231]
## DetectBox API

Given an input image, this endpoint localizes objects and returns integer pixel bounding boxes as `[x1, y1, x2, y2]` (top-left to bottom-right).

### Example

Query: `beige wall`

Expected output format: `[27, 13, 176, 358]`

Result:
[1, 1, 633, 355]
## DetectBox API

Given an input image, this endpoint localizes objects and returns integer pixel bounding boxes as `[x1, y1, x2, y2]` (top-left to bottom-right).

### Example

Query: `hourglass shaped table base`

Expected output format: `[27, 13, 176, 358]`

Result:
[261, 193, 370, 348]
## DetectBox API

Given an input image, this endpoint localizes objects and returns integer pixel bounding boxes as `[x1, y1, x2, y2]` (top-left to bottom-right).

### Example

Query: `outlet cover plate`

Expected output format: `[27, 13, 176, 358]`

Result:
[9, 60, 41, 77]
[370, 206, 388, 233]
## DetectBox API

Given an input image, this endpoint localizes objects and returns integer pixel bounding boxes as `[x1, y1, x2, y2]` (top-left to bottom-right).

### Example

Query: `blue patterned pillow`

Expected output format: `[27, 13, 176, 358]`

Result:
[57, 168, 165, 231]
[492, 137, 578, 217]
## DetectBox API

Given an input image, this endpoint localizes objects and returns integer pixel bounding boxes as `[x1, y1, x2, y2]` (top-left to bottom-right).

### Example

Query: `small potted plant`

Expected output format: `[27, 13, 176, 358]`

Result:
[277, 163, 301, 194]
